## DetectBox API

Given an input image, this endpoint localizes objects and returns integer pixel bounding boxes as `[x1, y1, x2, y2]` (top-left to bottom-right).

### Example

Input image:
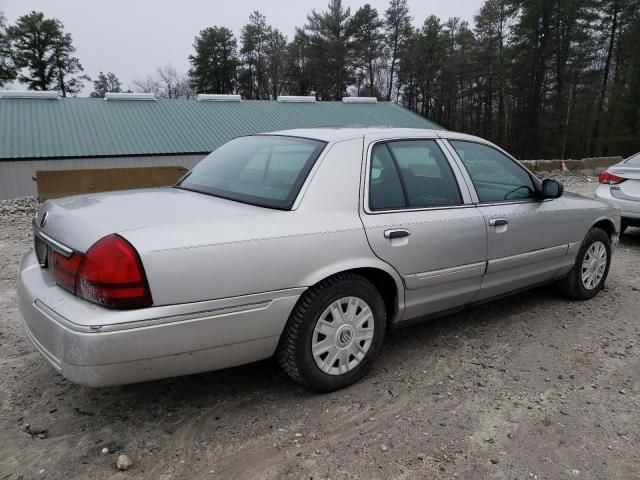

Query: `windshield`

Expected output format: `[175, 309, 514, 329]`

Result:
[177, 135, 326, 210]
[625, 152, 640, 165]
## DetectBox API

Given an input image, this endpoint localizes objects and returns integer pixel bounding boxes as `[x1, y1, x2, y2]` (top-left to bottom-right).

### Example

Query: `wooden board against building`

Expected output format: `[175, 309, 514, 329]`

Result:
[36, 166, 188, 202]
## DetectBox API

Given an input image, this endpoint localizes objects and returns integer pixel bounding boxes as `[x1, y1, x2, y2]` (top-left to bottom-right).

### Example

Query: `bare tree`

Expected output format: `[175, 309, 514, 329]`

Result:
[132, 65, 194, 99]
[156, 64, 195, 99]
[132, 75, 161, 96]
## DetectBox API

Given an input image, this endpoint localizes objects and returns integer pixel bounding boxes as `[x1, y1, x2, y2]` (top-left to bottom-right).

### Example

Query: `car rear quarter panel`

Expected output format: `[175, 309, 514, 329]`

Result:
[561, 192, 621, 241]
[121, 137, 405, 308]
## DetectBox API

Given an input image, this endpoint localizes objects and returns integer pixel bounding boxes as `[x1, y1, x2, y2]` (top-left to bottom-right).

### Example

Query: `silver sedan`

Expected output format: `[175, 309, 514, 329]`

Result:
[18, 128, 621, 391]
[595, 152, 640, 233]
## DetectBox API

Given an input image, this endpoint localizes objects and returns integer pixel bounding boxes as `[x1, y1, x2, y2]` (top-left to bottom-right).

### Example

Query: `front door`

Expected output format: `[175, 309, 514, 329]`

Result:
[359, 136, 488, 321]
[445, 139, 571, 300]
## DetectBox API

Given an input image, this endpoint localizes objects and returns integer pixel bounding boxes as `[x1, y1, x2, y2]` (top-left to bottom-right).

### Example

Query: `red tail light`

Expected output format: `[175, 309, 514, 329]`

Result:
[76, 235, 152, 309]
[51, 235, 152, 309]
[51, 251, 81, 292]
[598, 171, 626, 184]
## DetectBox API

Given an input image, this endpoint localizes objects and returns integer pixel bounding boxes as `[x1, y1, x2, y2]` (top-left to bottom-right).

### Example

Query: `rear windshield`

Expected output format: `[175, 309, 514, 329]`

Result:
[177, 135, 326, 210]
[626, 153, 640, 165]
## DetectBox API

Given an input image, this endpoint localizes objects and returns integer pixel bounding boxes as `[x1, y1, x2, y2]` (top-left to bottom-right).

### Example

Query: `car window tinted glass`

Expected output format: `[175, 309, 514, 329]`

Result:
[626, 153, 640, 165]
[387, 140, 462, 207]
[369, 144, 407, 210]
[449, 140, 535, 202]
[177, 136, 326, 209]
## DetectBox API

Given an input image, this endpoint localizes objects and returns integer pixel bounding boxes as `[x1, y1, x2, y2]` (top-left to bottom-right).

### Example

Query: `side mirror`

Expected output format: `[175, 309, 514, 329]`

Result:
[541, 178, 564, 199]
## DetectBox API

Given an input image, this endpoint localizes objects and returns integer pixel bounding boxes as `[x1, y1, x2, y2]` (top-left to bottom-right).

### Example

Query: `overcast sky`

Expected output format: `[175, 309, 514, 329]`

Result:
[3, 0, 484, 95]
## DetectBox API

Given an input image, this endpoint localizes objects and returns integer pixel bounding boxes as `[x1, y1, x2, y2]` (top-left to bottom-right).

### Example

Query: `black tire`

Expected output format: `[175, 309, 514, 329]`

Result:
[558, 227, 612, 300]
[276, 273, 386, 392]
[620, 224, 628, 235]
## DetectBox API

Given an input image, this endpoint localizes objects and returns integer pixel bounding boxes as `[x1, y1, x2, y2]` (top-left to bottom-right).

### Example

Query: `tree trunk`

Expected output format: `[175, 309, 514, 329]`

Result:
[529, 5, 552, 159]
[560, 68, 576, 159]
[603, 21, 625, 156]
[387, 40, 398, 101]
[369, 59, 375, 97]
[486, 70, 493, 139]
[498, 11, 506, 145]
[590, 1, 619, 157]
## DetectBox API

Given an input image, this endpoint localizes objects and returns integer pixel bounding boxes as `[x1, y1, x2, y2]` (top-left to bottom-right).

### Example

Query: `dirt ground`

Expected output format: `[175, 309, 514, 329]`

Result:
[1, 174, 638, 480]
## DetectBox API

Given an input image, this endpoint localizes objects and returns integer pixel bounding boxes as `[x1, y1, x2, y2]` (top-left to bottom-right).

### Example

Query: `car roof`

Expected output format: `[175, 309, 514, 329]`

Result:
[263, 127, 492, 145]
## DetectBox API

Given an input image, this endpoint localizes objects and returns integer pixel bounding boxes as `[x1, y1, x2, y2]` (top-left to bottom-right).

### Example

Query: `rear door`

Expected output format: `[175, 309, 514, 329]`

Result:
[359, 134, 488, 321]
[444, 139, 571, 300]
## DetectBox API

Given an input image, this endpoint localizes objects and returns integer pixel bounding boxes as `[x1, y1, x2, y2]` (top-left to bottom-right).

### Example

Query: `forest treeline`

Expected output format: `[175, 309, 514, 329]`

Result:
[1, 0, 639, 159]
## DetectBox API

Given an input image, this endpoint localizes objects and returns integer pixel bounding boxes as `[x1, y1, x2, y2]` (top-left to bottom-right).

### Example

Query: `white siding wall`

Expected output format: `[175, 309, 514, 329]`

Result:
[0, 154, 207, 200]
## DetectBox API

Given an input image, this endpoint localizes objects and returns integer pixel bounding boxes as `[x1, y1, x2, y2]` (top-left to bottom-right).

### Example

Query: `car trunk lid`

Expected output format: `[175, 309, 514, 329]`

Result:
[34, 187, 268, 253]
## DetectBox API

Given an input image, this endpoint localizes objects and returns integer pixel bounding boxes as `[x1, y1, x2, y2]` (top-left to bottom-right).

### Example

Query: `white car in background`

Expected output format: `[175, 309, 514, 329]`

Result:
[596, 153, 640, 234]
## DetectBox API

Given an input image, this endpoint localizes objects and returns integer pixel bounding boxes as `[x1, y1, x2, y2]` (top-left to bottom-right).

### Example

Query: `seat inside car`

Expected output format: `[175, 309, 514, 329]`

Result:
[370, 165, 406, 210]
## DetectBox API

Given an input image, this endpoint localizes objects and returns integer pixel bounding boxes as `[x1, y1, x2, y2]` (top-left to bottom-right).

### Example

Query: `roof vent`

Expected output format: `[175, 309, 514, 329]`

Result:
[197, 94, 242, 102]
[342, 97, 377, 104]
[277, 95, 317, 103]
[0, 90, 59, 99]
[104, 92, 156, 101]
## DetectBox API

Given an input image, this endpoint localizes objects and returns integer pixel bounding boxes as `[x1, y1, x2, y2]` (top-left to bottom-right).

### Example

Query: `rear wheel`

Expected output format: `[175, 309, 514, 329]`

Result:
[558, 227, 611, 300]
[276, 273, 386, 392]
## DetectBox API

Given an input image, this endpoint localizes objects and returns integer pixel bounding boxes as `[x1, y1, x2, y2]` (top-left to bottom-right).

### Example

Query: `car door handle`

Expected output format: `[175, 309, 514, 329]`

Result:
[489, 218, 509, 227]
[384, 229, 411, 239]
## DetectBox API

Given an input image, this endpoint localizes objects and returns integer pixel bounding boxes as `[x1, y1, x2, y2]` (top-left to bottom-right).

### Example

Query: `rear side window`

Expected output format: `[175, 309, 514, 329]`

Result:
[449, 140, 536, 203]
[387, 141, 462, 208]
[369, 144, 406, 210]
[369, 140, 462, 211]
[177, 135, 326, 210]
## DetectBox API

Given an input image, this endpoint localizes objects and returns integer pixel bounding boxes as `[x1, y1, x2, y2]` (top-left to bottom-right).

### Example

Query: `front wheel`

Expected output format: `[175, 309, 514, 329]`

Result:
[276, 273, 386, 392]
[558, 227, 612, 300]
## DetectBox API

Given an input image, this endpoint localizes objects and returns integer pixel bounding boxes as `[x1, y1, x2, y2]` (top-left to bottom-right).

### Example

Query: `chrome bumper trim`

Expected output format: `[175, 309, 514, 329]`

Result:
[35, 298, 274, 333]
[32, 219, 74, 257]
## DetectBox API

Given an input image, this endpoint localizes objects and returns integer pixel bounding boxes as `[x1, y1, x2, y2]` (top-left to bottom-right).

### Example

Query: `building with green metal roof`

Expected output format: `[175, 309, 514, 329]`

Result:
[0, 93, 441, 199]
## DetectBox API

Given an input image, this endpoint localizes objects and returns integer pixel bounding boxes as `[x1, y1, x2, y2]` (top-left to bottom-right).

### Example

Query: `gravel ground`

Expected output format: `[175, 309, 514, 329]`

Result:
[0, 175, 638, 480]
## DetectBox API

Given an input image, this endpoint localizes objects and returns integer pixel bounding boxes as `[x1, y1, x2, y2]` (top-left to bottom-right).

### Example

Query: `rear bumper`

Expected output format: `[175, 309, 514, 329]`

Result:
[17, 249, 302, 387]
[595, 185, 640, 221]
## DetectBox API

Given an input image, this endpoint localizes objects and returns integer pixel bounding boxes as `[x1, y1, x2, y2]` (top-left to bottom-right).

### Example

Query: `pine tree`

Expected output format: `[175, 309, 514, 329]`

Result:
[306, 0, 353, 100]
[51, 31, 88, 96]
[383, 0, 412, 101]
[240, 11, 271, 99]
[265, 29, 288, 99]
[590, 0, 622, 156]
[188, 26, 238, 94]
[179, 0, 640, 156]
[349, 4, 384, 97]
[474, 0, 513, 143]
[285, 28, 315, 96]
[0, 13, 17, 87]
[8, 11, 86, 95]
[90, 71, 122, 98]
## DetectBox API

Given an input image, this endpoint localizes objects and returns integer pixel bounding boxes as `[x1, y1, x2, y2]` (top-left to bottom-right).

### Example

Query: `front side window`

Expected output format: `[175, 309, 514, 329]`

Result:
[369, 140, 462, 210]
[449, 140, 536, 203]
[177, 135, 326, 209]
